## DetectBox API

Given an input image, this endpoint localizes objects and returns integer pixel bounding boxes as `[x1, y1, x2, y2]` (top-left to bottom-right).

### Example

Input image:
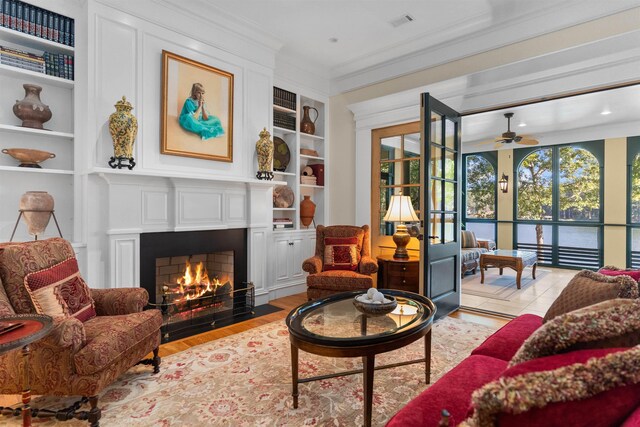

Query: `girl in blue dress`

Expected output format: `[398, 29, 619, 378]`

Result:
[179, 83, 225, 140]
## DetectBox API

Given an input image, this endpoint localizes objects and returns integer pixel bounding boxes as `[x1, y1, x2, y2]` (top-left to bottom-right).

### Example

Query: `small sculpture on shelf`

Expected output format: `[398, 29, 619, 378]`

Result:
[255, 128, 274, 180]
[10, 191, 63, 242]
[300, 196, 316, 228]
[108, 96, 138, 170]
[13, 84, 52, 130]
[2, 148, 55, 168]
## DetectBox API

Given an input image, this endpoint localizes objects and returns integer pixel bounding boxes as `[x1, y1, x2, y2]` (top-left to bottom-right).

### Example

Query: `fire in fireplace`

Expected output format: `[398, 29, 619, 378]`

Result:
[140, 229, 252, 342]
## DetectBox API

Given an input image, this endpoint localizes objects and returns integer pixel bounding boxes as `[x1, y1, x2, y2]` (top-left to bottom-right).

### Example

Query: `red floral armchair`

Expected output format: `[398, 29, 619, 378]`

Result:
[0, 238, 161, 426]
[303, 225, 378, 300]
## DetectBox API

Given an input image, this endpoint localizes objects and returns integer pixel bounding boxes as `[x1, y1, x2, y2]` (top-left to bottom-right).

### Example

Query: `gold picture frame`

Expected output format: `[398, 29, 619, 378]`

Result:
[161, 50, 234, 162]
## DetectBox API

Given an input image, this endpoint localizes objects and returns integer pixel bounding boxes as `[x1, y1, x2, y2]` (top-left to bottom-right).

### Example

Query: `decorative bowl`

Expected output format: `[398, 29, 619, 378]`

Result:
[2, 148, 55, 168]
[353, 294, 397, 317]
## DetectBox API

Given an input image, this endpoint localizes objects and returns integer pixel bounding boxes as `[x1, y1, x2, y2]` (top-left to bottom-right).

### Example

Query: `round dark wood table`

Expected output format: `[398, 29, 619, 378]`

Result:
[0, 314, 53, 427]
[286, 290, 436, 427]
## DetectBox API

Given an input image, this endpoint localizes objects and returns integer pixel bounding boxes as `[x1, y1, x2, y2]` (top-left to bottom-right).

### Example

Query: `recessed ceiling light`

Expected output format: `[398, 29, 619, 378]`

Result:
[601, 109, 612, 115]
[328, 37, 338, 43]
[518, 122, 527, 127]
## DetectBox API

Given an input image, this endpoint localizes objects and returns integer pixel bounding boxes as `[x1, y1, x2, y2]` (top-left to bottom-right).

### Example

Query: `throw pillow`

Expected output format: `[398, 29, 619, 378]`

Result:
[599, 265, 640, 282]
[323, 237, 359, 271]
[24, 257, 96, 322]
[460, 346, 640, 427]
[461, 230, 478, 249]
[511, 299, 640, 366]
[543, 270, 638, 322]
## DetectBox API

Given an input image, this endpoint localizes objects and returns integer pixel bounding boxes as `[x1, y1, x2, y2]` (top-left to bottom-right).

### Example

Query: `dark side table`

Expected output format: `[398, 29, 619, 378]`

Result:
[0, 314, 53, 427]
[376, 254, 420, 294]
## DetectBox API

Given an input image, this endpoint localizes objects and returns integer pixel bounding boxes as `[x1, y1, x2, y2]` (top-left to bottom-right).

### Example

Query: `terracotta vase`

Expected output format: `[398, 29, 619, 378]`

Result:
[255, 128, 274, 180]
[300, 196, 316, 227]
[108, 96, 138, 170]
[13, 84, 52, 129]
[300, 106, 318, 135]
[19, 191, 54, 237]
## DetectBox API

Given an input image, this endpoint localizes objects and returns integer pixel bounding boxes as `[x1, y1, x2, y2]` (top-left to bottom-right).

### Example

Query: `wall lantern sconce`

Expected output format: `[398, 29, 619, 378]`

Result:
[499, 174, 509, 193]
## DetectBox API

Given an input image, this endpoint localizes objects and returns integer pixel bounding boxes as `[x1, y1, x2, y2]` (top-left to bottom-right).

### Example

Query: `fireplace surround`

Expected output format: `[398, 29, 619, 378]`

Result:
[140, 229, 252, 341]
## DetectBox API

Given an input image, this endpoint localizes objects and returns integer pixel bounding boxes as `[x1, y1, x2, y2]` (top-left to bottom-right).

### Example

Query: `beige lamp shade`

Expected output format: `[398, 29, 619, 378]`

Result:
[384, 195, 419, 223]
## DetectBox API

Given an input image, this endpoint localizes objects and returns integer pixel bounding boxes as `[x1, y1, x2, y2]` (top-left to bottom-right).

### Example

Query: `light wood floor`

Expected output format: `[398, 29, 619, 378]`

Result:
[159, 292, 508, 357]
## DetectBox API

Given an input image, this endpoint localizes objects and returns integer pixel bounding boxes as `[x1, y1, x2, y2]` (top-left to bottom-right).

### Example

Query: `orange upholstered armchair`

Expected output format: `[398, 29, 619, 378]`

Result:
[0, 238, 161, 426]
[303, 225, 378, 300]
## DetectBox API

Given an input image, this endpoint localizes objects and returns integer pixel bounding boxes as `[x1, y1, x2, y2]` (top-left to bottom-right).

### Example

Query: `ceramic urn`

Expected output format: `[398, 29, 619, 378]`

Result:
[300, 195, 316, 227]
[13, 84, 52, 129]
[19, 191, 54, 237]
[108, 96, 138, 169]
[255, 127, 274, 180]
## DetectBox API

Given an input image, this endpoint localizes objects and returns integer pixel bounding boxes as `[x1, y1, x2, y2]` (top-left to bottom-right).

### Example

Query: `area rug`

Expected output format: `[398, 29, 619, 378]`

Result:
[462, 268, 549, 301]
[6, 317, 497, 426]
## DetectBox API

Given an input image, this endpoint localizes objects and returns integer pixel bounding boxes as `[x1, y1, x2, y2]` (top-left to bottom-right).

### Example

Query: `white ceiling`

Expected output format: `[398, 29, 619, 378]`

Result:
[462, 84, 640, 150]
[180, 0, 640, 91]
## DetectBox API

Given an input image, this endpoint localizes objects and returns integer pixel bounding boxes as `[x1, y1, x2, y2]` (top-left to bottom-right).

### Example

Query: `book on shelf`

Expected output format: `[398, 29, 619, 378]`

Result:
[273, 217, 292, 222]
[273, 86, 296, 111]
[273, 223, 294, 229]
[1, 0, 75, 47]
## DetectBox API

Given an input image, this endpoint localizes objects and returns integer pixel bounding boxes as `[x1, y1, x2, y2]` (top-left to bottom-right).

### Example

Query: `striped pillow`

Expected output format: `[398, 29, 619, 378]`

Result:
[461, 230, 477, 248]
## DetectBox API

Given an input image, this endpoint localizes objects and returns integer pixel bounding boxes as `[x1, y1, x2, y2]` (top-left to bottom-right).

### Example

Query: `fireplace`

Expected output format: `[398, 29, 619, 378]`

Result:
[140, 229, 253, 342]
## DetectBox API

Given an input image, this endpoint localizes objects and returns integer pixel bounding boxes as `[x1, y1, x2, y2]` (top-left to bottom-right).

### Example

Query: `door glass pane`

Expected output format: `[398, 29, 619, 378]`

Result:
[404, 160, 420, 185]
[431, 179, 442, 211]
[445, 181, 455, 211]
[431, 113, 442, 145]
[404, 133, 420, 158]
[445, 118, 456, 150]
[430, 145, 442, 178]
[429, 214, 442, 245]
[559, 147, 600, 221]
[444, 214, 455, 243]
[381, 161, 398, 186]
[517, 148, 552, 220]
[444, 150, 455, 180]
[381, 136, 401, 161]
[409, 187, 420, 215]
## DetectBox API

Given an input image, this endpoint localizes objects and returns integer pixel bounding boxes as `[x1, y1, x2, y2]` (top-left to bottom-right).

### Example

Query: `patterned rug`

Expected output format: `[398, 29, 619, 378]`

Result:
[3, 317, 497, 426]
[462, 268, 549, 301]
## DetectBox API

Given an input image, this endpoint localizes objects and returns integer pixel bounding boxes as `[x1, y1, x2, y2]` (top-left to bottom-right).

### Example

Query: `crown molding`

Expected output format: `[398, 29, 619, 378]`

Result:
[332, 3, 640, 95]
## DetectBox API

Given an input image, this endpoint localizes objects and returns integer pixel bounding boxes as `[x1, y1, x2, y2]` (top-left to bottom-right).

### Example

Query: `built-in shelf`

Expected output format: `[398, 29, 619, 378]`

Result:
[273, 126, 296, 135]
[0, 26, 74, 55]
[300, 184, 324, 189]
[273, 104, 296, 114]
[273, 208, 296, 211]
[0, 63, 74, 88]
[0, 123, 74, 139]
[0, 165, 73, 174]
[273, 171, 296, 176]
[300, 133, 324, 141]
[300, 154, 324, 161]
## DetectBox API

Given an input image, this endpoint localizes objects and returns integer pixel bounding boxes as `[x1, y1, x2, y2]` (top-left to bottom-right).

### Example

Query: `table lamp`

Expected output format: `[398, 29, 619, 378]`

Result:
[384, 194, 419, 259]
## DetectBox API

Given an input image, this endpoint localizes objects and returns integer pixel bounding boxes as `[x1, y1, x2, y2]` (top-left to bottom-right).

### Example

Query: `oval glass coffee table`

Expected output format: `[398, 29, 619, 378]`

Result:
[286, 289, 436, 427]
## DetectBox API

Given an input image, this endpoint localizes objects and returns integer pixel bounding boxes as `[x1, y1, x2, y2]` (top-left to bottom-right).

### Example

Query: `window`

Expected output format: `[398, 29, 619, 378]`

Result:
[627, 137, 640, 268]
[514, 142, 603, 269]
[372, 122, 421, 250]
[463, 152, 497, 241]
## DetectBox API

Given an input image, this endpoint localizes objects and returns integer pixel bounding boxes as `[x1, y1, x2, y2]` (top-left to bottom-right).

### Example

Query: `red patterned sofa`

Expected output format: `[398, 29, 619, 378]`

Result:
[0, 238, 162, 426]
[387, 270, 640, 427]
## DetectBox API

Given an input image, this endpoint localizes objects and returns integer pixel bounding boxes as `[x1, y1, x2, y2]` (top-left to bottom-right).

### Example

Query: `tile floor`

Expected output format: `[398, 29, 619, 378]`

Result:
[461, 267, 576, 317]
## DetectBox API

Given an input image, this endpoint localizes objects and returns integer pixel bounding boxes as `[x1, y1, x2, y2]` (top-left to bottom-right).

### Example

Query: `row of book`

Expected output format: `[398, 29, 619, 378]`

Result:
[0, 0, 75, 47]
[273, 87, 296, 111]
[0, 45, 73, 80]
[273, 217, 294, 229]
[274, 110, 296, 131]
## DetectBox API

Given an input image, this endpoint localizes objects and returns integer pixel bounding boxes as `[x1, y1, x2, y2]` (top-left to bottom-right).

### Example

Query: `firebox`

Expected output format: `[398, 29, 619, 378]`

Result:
[140, 229, 253, 342]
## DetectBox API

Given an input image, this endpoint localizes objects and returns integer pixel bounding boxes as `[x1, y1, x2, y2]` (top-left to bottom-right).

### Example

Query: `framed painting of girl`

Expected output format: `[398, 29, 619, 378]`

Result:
[161, 50, 234, 162]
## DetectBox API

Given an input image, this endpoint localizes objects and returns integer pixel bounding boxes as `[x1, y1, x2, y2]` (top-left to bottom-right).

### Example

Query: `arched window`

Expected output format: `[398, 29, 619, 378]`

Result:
[463, 152, 497, 241]
[515, 142, 603, 268]
[627, 138, 640, 268]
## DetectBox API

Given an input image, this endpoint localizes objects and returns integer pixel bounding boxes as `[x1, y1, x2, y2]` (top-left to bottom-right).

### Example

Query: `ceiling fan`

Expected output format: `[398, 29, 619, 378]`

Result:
[493, 113, 538, 148]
